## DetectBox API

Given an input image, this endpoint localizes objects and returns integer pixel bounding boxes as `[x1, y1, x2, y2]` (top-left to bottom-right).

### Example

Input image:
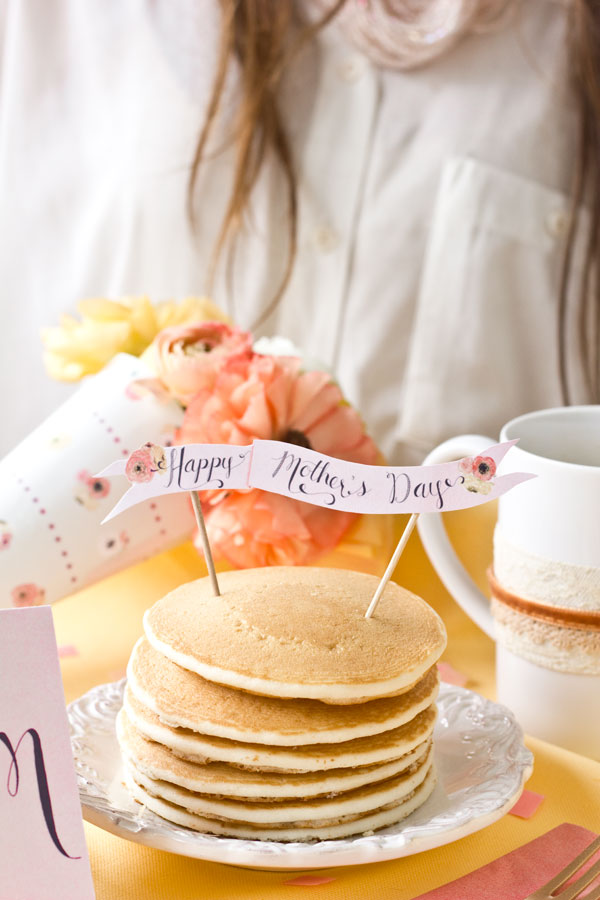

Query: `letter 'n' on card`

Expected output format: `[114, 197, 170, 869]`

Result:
[0, 607, 95, 900]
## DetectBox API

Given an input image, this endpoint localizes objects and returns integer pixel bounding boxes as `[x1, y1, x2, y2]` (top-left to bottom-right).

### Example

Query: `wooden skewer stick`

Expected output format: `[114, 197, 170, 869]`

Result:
[365, 513, 419, 619]
[190, 490, 221, 596]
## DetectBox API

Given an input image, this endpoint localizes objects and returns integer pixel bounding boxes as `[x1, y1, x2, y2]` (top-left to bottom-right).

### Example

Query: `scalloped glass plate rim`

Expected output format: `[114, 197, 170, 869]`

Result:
[68, 680, 533, 870]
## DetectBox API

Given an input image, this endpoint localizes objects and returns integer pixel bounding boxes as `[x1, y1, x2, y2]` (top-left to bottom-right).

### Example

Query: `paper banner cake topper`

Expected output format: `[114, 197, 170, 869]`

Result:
[98, 438, 532, 521]
[98, 443, 253, 523]
[98, 438, 534, 611]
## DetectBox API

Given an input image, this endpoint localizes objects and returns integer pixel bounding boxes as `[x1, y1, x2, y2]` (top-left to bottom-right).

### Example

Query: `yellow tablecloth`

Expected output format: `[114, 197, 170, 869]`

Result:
[53, 506, 600, 899]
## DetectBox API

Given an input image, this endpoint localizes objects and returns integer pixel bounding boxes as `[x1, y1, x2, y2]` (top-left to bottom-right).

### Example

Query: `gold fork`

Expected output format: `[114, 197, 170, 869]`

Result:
[525, 835, 600, 900]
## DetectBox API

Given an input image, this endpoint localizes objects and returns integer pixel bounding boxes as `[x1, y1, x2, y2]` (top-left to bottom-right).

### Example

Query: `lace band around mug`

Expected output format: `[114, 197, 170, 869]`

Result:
[487, 568, 600, 632]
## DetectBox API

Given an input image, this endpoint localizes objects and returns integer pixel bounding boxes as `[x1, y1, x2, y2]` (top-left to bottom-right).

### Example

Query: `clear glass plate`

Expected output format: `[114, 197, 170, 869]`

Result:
[68, 681, 533, 870]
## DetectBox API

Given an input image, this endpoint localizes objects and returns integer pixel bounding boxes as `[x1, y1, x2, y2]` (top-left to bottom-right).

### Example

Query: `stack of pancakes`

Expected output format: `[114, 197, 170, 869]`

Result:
[118, 567, 446, 841]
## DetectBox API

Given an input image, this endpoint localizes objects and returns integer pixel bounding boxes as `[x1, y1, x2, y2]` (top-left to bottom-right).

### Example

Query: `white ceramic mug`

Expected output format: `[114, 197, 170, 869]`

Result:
[418, 406, 600, 759]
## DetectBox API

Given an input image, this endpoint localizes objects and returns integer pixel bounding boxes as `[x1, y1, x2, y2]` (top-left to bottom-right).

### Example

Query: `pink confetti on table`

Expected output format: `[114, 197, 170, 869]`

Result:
[437, 661, 468, 687]
[509, 789, 544, 819]
[57, 644, 79, 658]
[283, 875, 336, 886]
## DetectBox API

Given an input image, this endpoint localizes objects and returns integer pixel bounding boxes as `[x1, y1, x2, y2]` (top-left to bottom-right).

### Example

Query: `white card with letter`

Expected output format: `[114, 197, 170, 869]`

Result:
[0, 607, 95, 899]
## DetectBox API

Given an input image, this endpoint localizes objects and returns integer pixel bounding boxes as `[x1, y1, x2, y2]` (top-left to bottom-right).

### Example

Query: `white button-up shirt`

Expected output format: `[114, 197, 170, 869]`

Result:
[0, 0, 583, 462]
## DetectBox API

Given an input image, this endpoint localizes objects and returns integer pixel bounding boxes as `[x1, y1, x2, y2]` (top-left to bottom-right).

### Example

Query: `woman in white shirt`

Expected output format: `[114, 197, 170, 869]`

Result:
[0, 0, 596, 462]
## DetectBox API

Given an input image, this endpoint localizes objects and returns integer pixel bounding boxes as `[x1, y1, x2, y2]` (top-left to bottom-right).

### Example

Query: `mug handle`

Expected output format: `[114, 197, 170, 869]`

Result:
[417, 435, 496, 639]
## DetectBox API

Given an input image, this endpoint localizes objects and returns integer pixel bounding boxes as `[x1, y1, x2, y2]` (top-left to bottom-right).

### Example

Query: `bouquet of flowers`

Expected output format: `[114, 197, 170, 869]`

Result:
[139, 319, 383, 568]
[0, 296, 392, 609]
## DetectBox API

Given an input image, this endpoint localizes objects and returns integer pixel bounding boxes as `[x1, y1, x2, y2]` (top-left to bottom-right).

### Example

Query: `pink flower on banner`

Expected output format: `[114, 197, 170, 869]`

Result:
[178, 354, 377, 567]
[459, 456, 474, 476]
[473, 455, 496, 481]
[125, 448, 155, 483]
[12, 583, 45, 607]
[142, 321, 253, 405]
[459, 455, 496, 481]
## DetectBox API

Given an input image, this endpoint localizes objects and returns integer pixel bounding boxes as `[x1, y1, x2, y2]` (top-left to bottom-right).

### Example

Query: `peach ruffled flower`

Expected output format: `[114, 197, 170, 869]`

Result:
[202, 489, 358, 568]
[42, 295, 229, 381]
[141, 322, 253, 405]
[178, 354, 377, 568]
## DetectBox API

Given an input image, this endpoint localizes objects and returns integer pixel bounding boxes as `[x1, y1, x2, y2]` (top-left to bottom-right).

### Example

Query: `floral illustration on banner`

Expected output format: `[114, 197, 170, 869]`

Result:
[12, 583, 45, 607]
[125, 448, 155, 483]
[459, 455, 497, 495]
[125, 443, 166, 483]
[98, 530, 130, 557]
[75, 470, 111, 509]
[0, 520, 11, 551]
[143, 442, 167, 475]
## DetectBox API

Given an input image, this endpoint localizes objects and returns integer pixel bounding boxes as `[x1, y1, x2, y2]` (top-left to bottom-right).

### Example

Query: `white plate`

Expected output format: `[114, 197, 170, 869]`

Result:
[68, 681, 533, 870]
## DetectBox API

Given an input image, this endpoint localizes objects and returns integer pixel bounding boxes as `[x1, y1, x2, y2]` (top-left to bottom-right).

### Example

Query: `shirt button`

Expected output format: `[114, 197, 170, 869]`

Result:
[337, 56, 366, 83]
[313, 225, 340, 253]
[545, 208, 570, 238]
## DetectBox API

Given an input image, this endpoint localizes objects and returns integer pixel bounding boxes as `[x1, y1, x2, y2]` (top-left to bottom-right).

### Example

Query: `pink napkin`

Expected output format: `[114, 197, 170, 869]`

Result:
[412, 823, 598, 899]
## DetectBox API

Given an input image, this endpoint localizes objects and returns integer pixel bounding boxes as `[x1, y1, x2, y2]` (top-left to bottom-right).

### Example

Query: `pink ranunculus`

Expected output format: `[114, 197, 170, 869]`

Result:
[12, 583, 45, 607]
[178, 353, 378, 566]
[125, 448, 154, 483]
[142, 322, 253, 405]
[473, 455, 496, 481]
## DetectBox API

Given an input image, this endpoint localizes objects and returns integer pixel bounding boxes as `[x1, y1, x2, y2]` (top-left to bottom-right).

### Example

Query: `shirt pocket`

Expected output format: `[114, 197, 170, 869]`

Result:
[396, 156, 574, 458]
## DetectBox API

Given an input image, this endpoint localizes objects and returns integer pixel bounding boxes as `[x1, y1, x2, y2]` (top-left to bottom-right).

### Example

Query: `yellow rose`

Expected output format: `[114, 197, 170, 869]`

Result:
[41, 296, 230, 381]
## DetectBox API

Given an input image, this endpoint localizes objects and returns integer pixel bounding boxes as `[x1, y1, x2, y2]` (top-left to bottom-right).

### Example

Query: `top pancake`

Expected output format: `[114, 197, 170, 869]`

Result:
[144, 566, 446, 702]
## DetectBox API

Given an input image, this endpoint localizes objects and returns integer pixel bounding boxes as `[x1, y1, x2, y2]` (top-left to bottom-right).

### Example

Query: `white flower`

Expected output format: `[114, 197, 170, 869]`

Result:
[253, 335, 330, 374]
[462, 474, 493, 495]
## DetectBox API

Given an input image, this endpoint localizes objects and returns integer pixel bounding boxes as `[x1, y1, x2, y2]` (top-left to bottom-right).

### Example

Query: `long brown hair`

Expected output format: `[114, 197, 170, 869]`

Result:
[187, 0, 346, 325]
[189, 0, 600, 403]
[561, 0, 600, 402]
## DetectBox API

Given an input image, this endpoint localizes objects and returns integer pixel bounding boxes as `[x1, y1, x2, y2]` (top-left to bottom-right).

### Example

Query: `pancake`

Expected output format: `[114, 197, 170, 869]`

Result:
[124, 743, 434, 825]
[124, 686, 437, 772]
[117, 706, 432, 800]
[128, 638, 439, 746]
[144, 567, 446, 703]
[124, 765, 437, 841]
